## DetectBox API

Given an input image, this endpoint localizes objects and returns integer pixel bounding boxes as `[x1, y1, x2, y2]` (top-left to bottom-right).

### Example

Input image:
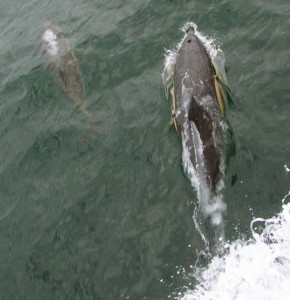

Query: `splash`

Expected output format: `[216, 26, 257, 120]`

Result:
[42, 29, 59, 56]
[178, 192, 290, 300]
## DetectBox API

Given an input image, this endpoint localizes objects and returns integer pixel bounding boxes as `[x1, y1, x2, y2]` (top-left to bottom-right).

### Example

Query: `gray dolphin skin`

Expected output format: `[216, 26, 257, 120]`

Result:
[171, 26, 227, 192]
[41, 21, 86, 111]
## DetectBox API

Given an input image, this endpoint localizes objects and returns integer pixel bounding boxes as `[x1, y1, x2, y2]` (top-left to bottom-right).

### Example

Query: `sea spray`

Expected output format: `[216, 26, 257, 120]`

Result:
[178, 192, 290, 300]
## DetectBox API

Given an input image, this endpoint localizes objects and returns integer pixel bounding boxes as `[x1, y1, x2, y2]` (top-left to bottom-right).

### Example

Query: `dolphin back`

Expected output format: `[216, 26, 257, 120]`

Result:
[173, 27, 225, 193]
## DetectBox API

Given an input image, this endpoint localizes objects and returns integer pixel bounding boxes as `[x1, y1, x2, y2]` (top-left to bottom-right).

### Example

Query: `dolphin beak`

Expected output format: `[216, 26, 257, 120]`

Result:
[186, 26, 195, 34]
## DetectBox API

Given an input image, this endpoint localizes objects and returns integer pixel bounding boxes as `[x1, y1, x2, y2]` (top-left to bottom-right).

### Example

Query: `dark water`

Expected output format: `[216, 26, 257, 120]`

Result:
[0, 0, 290, 299]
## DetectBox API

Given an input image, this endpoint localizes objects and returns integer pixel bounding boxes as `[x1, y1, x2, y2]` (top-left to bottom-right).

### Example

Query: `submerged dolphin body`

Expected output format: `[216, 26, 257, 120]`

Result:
[41, 21, 87, 112]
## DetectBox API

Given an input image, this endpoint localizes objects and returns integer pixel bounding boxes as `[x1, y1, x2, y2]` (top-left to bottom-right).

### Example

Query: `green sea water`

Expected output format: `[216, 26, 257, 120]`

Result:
[0, 0, 290, 299]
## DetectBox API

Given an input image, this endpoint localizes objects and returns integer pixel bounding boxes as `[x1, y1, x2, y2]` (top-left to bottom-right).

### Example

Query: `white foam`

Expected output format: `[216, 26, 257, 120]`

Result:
[178, 193, 290, 300]
[181, 116, 226, 229]
[42, 29, 59, 56]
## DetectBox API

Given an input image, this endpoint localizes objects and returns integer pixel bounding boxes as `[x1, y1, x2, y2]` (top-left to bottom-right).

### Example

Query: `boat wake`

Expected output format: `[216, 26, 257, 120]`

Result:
[176, 192, 290, 300]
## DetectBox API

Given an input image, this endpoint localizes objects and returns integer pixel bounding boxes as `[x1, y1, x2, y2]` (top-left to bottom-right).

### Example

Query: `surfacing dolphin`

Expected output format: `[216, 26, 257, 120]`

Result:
[163, 24, 234, 244]
[41, 21, 87, 115]
[176, 26, 224, 192]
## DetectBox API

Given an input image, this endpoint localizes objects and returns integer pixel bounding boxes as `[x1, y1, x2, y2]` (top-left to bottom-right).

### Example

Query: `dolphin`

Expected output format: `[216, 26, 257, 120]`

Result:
[164, 26, 231, 193]
[41, 21, 87, 113]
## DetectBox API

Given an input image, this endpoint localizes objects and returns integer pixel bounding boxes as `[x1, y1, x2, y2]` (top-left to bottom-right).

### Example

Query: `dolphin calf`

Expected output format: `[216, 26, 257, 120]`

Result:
[41, 21, 87, 113]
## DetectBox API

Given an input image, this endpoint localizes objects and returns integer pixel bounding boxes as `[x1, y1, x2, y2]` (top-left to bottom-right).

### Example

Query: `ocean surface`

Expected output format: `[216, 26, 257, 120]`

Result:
[0, 0, 290, 299]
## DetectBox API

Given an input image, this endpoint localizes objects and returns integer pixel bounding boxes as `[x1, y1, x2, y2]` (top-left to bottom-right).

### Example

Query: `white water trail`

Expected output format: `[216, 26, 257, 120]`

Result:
[181, 117, 226, 249]
[178, 192, 290, 300]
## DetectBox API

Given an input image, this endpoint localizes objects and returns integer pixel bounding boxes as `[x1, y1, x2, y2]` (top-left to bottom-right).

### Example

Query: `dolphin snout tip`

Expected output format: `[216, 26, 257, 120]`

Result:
[186, 26, 195, 34]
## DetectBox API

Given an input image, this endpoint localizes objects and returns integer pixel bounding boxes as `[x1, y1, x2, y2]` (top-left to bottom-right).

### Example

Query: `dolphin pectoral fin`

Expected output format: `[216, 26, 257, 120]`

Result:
[170, 86, 177, 118]
[214, 65, 229, 87]
[212, 61, 226, 115]
[212, 51, 229, 87]
[170, 114, 179, 133]
[164, 84, 169, 100]
[163, 71, 179, 133]
[214, 77, 225, 116]
[162, 62, 175, 100]
[170, 87, 179, 133]
[163, 77, 173, 100]
[216, 76, 235, 107]
[212, 60, 235, 108]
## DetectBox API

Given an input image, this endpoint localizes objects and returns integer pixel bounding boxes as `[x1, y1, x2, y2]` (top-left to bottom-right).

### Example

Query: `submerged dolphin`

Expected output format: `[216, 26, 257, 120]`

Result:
[41, 21, 87, 112]
[164, 26, 231, 194]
